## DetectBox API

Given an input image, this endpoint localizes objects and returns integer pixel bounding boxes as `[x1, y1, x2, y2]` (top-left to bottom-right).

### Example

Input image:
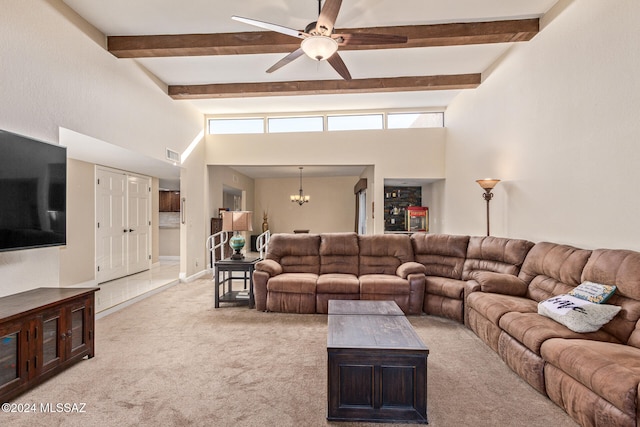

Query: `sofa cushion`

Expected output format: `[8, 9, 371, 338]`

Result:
[319, 232, 359, 276]
[470, 271, 528, 296]
[568, 281, 617, 304]
[462, 236, 534, 280]
[316, 273, 360, 294]
[518, 242, 592, 302]
[360, 274, 409, 295]
[499, 312, 621, 355]
[466, 292, 537, 325]
[266, 233, 321, 274]
[425, 276, 465, 300]
[538, 295, 621, 333]
[581, 249, 640, 344]
[267, 273, 318, 294]
[541, 338, 640, 418]
[358, 234, 413, 276]
[411, 233, 469, 279]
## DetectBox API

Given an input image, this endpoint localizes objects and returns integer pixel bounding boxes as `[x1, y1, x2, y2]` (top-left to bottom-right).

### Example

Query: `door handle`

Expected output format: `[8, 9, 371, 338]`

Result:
[129, 229, 134, 233]
[123, 229, 128, 233]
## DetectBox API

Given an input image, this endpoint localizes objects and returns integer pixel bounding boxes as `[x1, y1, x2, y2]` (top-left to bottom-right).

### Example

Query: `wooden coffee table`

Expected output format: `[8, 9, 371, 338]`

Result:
[327, 300, 429, 423]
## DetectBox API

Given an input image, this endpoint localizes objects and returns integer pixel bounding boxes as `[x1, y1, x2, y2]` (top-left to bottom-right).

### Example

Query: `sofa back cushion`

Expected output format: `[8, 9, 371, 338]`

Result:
[462, 236, 534, 280]
[411, 234, 469, 279]
[320, 232, 359, 276]
[518, 242, 591, 302]
[581, 249, 640, 345]
[265, 233, 321, 274]
[358, 234, 414, 276]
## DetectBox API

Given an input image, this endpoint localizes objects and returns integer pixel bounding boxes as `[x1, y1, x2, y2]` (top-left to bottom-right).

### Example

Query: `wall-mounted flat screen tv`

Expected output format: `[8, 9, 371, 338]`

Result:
[0, 129, 67, 252]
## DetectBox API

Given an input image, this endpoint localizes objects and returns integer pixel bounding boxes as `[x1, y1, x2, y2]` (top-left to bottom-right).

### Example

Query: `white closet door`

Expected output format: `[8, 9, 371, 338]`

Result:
[96, 168, 127, 283]
[126, 175, 151, 275]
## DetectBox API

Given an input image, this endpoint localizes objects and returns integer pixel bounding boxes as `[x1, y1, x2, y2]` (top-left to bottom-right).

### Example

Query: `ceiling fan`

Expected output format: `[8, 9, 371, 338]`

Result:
[232, 0, 408, 81]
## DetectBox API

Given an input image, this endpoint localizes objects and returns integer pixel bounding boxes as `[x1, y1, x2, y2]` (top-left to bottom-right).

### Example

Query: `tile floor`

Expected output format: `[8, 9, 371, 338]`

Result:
[95, 260, 180, 318]
[94, 252, 261, 318]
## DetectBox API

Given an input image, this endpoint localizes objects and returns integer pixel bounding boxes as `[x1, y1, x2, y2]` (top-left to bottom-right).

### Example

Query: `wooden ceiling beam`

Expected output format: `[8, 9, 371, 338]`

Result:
[108, 19, 538, 58]
[168, 74, 481, 99]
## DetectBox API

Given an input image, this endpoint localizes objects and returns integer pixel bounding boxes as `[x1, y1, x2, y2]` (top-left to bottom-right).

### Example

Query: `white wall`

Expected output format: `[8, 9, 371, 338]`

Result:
[0, 0, 203, 295]
[206, 127, 446, 234]
[180, 136, 208, 280]
[444, 0, 640, 250]
[59, 159, 95, 287]
[255, 175, 359, 234]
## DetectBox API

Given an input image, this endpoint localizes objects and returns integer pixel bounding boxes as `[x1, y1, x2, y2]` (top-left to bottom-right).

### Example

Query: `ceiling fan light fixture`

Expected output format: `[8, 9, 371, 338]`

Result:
[301, 35, 338, 61]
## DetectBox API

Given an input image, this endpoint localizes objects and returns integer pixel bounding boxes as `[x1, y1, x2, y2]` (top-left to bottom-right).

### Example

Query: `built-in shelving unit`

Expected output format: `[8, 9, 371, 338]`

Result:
[384, 186, 422, 232]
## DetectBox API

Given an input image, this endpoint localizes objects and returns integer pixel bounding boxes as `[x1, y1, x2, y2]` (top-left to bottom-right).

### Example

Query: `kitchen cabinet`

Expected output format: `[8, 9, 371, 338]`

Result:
[159, 191, 181, 212]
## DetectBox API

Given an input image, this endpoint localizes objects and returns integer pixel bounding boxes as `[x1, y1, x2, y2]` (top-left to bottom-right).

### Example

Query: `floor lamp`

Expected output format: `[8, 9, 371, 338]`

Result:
[476, 179, 500, 236]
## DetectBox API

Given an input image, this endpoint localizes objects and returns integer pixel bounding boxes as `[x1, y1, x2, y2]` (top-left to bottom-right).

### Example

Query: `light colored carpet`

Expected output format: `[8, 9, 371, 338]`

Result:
[2, 279, 577, 426]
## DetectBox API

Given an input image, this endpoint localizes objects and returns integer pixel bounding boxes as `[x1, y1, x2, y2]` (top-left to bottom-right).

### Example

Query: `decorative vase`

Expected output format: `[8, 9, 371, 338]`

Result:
[229, 232, 245, 260]
[262, 212, 269, 233]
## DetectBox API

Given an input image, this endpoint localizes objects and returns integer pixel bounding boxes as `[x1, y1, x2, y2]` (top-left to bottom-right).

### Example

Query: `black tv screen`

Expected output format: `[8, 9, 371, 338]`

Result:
[0, 129, 67, 252]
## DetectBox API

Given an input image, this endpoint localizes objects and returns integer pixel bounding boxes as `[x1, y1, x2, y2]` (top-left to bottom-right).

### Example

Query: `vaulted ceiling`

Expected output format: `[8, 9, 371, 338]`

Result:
[62, 0, 561, 115]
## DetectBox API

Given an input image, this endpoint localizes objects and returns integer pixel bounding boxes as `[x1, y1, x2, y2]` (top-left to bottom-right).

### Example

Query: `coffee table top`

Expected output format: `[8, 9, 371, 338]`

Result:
[328, 315, 428, 351]
[328, 300, 404, 316]
[327, 300, 428, 352]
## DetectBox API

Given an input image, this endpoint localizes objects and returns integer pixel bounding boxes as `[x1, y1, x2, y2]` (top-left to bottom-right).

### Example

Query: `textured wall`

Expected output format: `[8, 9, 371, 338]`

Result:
[444, 0, 640, 250]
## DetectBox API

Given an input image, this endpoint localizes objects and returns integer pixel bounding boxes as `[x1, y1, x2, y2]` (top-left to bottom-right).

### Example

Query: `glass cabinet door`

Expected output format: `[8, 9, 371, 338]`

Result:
[70, 306, 85, 352]
[0, 331, 19, 387]
[42, 316, 60, 367]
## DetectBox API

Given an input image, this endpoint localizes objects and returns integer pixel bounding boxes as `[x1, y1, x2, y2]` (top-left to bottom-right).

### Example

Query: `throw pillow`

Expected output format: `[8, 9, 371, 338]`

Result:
[538, 294, 621, 333]
[568, 281, 617, 304]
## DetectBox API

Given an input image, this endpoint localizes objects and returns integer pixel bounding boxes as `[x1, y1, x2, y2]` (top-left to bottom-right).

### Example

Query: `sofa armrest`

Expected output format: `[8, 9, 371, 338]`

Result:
[396, 262, 426, 279]
[469, 271, 528, 296]
[252, 270, 269, 311]
[255, 259, 283, 277]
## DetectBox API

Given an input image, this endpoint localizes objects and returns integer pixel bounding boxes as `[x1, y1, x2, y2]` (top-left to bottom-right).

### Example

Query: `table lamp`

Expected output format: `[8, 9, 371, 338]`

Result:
[221, 211, 253, 260]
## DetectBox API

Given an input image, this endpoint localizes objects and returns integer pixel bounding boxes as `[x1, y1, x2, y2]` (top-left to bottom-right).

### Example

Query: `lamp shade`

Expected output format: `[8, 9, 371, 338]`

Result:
[476, 179, 501, 190]
[221, 211, 253, 232]
[301, 35, 339, 61]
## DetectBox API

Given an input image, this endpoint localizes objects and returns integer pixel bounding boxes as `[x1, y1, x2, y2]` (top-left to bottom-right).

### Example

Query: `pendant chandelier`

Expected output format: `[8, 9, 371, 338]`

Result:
[291, 167, 310, 206]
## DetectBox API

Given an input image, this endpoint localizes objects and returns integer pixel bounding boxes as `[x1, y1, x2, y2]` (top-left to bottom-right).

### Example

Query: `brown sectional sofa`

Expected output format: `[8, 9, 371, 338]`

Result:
[252, 231, 640, 427]
[253, 232, 426, 314]
[469, 242, 640, 427]
[412, 234, 534, 323]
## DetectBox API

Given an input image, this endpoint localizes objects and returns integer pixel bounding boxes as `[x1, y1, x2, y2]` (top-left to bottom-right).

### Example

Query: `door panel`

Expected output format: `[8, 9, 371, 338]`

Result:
[127, 176, 151, 275]
[96, 168, 151, 283]
[96, 169, 127, 283]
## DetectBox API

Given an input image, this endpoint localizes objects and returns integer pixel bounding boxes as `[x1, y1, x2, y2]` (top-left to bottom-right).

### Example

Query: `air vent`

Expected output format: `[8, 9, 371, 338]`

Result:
[166, 148, 180, 163]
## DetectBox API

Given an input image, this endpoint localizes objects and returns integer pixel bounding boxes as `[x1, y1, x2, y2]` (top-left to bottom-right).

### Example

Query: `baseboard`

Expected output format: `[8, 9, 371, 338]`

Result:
[179, 269, 209, 283]
[66, 279, 99, 288]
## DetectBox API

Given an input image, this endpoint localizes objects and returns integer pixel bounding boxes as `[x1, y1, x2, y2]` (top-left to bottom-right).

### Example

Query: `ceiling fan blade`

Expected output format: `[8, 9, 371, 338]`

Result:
[327, 52, 352, 81]
[266, 48, 305, 74]
[316, 0, 342, 35]
[232, 16, 304, 39]
[334, 32, 408, 46]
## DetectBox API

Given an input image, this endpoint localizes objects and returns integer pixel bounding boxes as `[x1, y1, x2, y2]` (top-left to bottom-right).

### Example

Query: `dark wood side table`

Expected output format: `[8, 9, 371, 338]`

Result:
[327, 300, 429, 423]
[214, 256, 260, 308]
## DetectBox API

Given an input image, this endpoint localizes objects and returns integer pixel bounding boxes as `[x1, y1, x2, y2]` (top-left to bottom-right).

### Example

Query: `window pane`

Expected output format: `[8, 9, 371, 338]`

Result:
[268, 117, 323, 133]
[209, 118, 264, 134]
[388, 112, 444, 129]
[327, 114, 383, 131]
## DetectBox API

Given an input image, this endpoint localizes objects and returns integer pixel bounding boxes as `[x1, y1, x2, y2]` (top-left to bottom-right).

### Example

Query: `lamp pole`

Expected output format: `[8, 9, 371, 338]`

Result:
[482, 189, 494, 236]
[476, 179, 500, 237]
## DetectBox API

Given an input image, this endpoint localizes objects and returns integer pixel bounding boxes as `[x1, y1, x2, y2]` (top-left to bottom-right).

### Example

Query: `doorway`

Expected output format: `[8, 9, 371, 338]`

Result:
[96, 166, 151, 283]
